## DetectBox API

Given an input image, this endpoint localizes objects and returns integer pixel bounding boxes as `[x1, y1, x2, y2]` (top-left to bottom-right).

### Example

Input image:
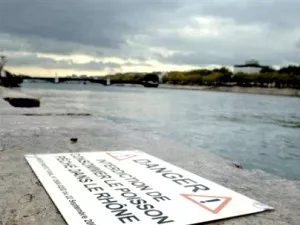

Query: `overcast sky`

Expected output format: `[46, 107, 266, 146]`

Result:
[1, 0, 300, 76]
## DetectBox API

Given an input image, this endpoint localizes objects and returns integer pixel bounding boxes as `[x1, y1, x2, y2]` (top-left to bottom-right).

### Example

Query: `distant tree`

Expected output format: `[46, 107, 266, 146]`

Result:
[260, 66, 276, 73]
[163, 71, 186, 84]
[279, 65, 300, 75]
[213, 67, 233, 82]
[202, 72, 222, 85]
[144, 73, 159, 83]
[232, 72, 247, 86]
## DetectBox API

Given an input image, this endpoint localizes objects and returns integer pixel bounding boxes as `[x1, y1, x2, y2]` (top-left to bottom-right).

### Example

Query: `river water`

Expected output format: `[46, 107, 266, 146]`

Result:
[12, 83, 300, 180]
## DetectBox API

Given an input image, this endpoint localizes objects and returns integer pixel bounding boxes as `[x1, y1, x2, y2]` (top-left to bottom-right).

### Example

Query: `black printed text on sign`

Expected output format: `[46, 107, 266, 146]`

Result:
[25, 150, 273, 225]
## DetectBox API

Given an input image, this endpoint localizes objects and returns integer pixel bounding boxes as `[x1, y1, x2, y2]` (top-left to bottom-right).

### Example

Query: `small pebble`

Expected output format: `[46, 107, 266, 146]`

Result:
[232, 162, 243, 169]
[70, 138, 78, 143]
[18, 194, 34, 204]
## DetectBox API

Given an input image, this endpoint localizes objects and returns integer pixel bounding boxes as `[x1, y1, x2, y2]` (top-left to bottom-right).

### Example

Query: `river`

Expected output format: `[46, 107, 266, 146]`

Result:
[8, 83, 300, 180]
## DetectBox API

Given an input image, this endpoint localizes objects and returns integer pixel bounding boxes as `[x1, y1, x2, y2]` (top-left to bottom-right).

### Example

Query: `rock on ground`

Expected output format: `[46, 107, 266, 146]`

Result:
[0, 86, 40, 108]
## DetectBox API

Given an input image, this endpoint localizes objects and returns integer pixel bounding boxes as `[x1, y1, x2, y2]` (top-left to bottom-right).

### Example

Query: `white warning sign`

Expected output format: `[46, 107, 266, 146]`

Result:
[25, 150, 273, 225]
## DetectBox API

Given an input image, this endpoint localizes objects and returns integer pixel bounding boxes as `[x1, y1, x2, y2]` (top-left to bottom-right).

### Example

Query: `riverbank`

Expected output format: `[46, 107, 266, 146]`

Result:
[159, 84, 300, 97]
[1, 97, 300, 224]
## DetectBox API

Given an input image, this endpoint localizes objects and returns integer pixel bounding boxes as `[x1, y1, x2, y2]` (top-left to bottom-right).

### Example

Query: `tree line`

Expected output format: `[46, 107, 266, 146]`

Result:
[106, 65, 300, 89]
[162, 65, 300, 89]
[3, 65, 300, 89]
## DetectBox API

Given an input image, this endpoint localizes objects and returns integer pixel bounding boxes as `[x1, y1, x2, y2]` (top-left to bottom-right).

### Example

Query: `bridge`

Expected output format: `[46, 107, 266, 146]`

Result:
[23, 76, 109, 85]
[23, 73, 161, 87]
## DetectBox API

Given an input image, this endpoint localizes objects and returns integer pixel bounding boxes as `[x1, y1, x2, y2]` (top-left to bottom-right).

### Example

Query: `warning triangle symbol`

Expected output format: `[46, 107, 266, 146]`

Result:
[181, 194, 232, 214]
[107, 152, 137, 161]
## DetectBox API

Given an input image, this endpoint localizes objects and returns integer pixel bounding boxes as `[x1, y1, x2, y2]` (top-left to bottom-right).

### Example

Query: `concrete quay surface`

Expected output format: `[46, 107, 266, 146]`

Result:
[0, 97, 300, 225]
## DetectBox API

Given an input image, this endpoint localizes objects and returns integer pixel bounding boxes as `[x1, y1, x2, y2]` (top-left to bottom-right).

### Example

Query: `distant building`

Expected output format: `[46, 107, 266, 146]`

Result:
[0, 70, 6, 77]
[234, 60, 266, 74]
[0, 55, 7, 77]
[106, 77, 111, 86]
[153, 71, 168, 83]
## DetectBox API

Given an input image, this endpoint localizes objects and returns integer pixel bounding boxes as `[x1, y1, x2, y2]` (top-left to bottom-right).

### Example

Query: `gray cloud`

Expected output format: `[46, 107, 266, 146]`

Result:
[8, 53, 120, 71]
[1, 0, 300, 71]
[200, 0, 300, 29]
[0, 0, 179, 50]
[159, 49, 300, 67]
[296, 39, 300, 49]
[1, 1, 125, 48]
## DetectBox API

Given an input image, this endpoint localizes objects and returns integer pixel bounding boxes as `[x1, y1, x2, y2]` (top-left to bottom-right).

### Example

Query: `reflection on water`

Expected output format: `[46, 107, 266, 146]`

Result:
[272, 119, 300, 128]
[15, 83, 300, 180]
[218, 115, 300, 128]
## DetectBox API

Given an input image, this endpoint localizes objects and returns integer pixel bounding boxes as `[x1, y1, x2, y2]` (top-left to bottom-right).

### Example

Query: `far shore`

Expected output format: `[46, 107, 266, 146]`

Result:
[158, 84, 300, 97]
[98, 83, 300, 97]
[7, 81, 300, 97]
